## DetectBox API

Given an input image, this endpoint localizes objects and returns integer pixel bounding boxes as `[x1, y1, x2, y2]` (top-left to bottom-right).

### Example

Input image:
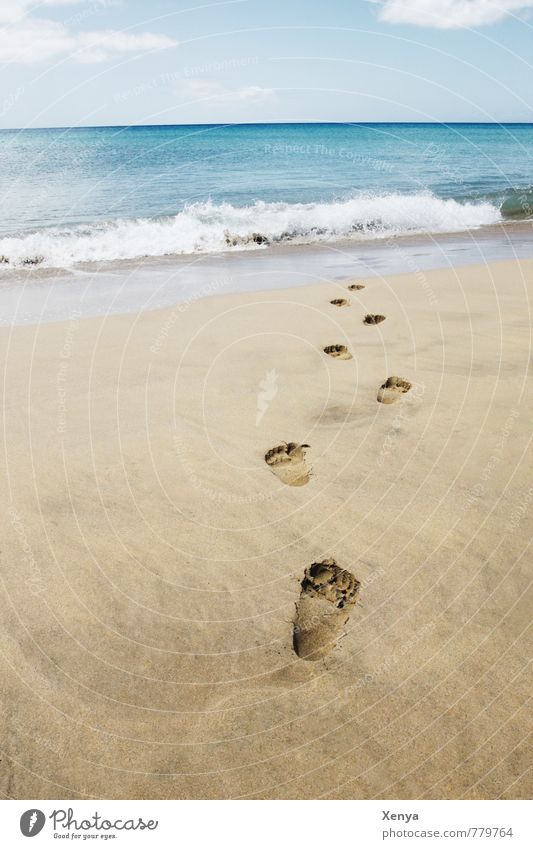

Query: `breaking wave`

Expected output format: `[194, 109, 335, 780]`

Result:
[500, 187, 533, 219]
[0, 192, 502, 269]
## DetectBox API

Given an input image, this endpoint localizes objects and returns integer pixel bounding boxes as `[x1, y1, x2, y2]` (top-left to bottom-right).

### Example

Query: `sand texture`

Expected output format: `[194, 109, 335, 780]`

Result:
[0, 258, 531, 800]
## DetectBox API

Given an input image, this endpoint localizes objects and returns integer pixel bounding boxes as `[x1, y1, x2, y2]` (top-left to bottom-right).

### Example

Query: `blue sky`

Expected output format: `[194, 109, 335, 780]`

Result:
[0, 0, 532, 127]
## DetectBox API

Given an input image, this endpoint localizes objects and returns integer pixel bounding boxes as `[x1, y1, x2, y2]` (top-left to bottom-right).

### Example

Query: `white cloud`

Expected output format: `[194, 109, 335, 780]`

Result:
[178, 79, 275, 105]
[376, 0, 533, 28]
[0, 1, 107, 24]
[0, 20, 72, 62]
[75, 30, 177, 64]
[0, 1, 176, 63]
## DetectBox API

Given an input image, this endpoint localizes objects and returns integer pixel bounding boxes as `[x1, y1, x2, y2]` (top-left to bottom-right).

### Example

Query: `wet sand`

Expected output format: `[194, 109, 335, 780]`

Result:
[1, 221, 532, 327]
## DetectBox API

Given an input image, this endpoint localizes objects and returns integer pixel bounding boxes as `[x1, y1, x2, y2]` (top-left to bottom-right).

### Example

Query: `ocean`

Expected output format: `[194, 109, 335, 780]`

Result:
[0, 122, 532, 271]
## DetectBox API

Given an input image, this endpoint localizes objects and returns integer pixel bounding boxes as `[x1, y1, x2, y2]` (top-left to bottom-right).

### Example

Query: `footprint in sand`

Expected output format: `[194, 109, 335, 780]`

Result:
[348, 283, 365, 291]
[293, 559, 361, 660]
[363, 313, 386, 325]
[330, 298, 350, 307]
[323, 344, 352, 360]
[377, 376, 412, 404]
[265, 442, 311, 486]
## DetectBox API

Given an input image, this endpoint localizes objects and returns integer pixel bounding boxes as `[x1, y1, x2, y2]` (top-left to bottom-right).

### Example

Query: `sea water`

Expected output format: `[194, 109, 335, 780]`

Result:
[0, 122, 532, 270]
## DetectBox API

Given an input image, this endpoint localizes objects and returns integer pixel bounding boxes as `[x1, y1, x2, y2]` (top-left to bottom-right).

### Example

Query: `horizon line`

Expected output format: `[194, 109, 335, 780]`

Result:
[2, 120, 533, 132]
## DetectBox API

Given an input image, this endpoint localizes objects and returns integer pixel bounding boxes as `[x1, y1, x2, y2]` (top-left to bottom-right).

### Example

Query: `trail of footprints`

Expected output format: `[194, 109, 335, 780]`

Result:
[263, 280, 413, 660]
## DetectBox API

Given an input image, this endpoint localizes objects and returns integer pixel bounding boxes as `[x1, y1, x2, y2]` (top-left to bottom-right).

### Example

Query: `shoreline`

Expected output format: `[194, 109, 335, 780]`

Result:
[0, 257, 530, 799]
[0, 222, 532, 327]
[1, 219, 531, 277]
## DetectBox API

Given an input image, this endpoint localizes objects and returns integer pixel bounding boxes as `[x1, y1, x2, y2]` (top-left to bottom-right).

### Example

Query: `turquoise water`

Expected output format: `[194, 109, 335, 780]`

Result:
[0, 123, 531, 268]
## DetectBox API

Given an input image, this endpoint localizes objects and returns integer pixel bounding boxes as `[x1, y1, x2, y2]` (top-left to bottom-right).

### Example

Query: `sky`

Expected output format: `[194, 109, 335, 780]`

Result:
[0, 0, 532, 128]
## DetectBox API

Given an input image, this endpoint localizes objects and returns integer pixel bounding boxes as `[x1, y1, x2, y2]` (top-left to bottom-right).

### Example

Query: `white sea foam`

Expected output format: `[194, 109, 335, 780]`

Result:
[0, 193, 501, 269]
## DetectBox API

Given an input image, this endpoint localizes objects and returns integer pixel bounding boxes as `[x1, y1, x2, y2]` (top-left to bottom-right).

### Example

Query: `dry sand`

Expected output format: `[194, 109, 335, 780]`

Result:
[0, 257, 531, 800]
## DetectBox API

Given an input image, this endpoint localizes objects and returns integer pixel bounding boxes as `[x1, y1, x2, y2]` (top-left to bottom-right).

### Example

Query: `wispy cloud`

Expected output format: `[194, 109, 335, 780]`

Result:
[0, 1, 111, 24]
[0, 1, 176, 63]
[178, 78, 275, 105]
[76, 30, 177, 64]
[376, 0, 533, 28]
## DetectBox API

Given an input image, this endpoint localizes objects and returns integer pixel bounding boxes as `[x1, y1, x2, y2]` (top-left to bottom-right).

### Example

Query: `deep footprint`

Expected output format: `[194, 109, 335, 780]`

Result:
[330, 298, 350, 307]
[323, 344, 352, 360]
[265, 442, 311, 487]
[348, 283, 365, 291]
[378, 376, 412, 404]
[293, 559, 361, 660]
[363, 313, 386, 325]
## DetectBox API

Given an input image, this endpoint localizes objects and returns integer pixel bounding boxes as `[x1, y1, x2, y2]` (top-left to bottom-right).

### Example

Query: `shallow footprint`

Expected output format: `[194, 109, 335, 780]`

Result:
[377, 376, 412, 404]
[363, 313, 386, 325]
[324, 344, 352, 360]
[293, 559, 361, 660]
[348, 283, 365, 291]
[265, 442, 311, 487]
[330, 298, 350, 307]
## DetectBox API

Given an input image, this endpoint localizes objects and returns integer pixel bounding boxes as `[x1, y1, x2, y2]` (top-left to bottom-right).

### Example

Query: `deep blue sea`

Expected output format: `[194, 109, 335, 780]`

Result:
[0, 123, 532, 269]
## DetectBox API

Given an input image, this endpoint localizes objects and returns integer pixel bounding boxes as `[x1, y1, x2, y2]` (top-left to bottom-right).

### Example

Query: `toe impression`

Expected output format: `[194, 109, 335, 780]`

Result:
[265, 442, 311, 486]
[293, 559, 360, 660]
[363, 313, 386, 325]
[323, 344, 352, 360]
[377, 376, 412, 404]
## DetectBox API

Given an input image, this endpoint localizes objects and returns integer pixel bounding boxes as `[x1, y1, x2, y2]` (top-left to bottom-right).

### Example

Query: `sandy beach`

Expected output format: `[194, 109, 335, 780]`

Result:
[0, 256, 531, 800]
